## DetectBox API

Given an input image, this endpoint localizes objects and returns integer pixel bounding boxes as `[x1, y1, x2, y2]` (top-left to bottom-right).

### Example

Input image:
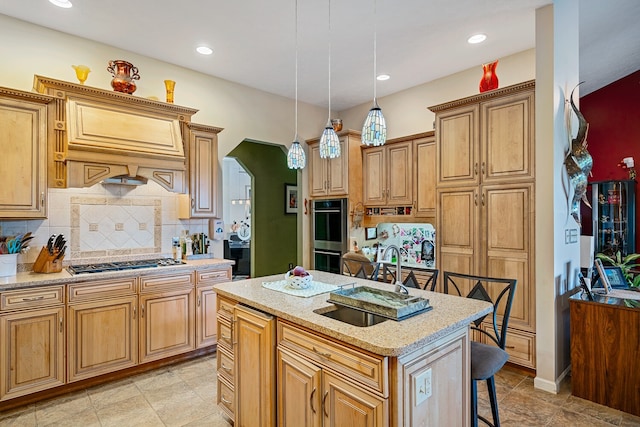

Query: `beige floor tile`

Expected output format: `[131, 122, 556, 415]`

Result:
[499, 388, 561, 424]
[34, 391, 94, 426]
[37, 406, 101, 427]
[620, 412, 640, 427]
[95, 394, 164, 427]
[87, 378, 142, 410]
[0, 404, 35, 422]
[0, 408, 37, 427]
[565, 395, 624, 425]
[548, 408, 616, 427]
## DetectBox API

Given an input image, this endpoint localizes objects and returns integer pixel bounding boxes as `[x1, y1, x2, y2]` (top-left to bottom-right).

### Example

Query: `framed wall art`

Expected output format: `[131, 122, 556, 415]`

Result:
[285, 184, 298, 214]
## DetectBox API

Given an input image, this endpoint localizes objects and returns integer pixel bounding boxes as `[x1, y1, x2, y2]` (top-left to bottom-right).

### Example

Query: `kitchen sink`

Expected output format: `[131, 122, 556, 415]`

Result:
[314, 305, 388, 327]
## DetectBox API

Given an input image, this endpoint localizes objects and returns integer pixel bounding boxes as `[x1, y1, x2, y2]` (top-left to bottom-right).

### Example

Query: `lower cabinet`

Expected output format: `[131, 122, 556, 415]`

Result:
[216, 295, 237, 421]
[0, 286, 66, 401]
[278, 348, 386, 427]
[195, 267, 231, 349]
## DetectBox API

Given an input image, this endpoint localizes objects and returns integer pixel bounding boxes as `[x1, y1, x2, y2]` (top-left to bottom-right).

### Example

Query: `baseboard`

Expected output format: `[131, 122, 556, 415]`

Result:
[533, 364, 571, 394]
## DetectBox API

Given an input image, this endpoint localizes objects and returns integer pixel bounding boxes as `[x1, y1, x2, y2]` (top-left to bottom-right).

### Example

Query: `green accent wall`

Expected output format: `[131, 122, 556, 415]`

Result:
[228, 141, 297, 277]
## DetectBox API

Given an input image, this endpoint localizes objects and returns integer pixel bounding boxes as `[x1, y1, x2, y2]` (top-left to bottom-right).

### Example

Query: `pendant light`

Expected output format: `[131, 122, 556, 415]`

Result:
[361, 0, 387, 146]
[319, 0, 341, 159]
[286, 0, 306, 169]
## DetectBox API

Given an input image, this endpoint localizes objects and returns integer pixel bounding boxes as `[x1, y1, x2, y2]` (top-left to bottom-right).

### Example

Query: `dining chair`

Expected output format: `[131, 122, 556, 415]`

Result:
[342, 253, 380, 281]
[380, 265, 439, 290]
[441, 271, 517, 427]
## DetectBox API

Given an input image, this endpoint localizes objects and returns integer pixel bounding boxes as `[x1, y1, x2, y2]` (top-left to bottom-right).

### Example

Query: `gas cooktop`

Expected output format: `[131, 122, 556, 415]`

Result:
[67, 258, 185, 275]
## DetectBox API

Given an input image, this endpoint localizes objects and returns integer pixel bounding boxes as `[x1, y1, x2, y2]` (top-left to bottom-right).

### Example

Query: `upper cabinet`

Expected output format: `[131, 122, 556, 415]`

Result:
[413, 132, 436, 218]
[0, 87, 53, 219]
[431, 81, 535, 187]
[181, 122, 223, 218]
[307, 130, 362, 200]
[362, 140, 413, 206]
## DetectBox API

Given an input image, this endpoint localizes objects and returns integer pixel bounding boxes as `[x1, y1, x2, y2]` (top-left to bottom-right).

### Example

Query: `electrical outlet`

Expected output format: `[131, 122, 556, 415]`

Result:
[288, 263, 294, 270]
[413, 367, 432, 405]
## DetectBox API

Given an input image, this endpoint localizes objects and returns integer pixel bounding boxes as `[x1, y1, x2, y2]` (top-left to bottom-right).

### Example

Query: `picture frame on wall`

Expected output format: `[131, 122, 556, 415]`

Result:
[285, 184, 298, 214]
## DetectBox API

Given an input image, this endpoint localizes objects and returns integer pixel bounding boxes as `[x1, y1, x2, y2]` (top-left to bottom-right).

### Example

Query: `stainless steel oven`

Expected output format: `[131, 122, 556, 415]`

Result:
[312, 199, 348, 273]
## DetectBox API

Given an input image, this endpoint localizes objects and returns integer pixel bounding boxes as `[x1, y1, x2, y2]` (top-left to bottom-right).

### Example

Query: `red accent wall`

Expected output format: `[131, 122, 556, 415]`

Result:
[580, 70, 640, 251]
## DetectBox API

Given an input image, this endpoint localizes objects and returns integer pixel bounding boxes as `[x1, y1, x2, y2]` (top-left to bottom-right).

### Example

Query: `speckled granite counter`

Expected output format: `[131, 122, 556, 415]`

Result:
[213, 270, 492, 357]
[0, 258, 233, 291]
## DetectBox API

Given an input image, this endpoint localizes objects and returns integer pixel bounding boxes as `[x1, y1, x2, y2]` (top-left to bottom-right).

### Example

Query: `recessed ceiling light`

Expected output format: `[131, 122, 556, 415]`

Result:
[467, 34, 487, 44]
[49, 0, 72, 8]
[377, 74, 390, 81]
[196, 46, 213, 55]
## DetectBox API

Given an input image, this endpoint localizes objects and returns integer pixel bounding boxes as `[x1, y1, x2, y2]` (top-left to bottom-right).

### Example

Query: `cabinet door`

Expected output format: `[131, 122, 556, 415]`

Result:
[414, 136, 436, 217]
[309, 144, 328, 197]
[235, 304, 276, 427]
[480, 90, 534, 183]
[196, 286, 217, 348]
[327, 137, 349, 196]
[323, 370, 387, 427]
[67, 296, 138, 382]
[482, 183, 534, 331]
[187, 125, 219, 217]
[436, 104, 479, 187]
[0, 94, 49, 218]
[277, 348, 322, 427]
[386, 141, 413, 205]
[436, 187, 479, 294]
[0, 307, 65, 401]
[139, 288, 195, 363]
[362, 147, 386, 205]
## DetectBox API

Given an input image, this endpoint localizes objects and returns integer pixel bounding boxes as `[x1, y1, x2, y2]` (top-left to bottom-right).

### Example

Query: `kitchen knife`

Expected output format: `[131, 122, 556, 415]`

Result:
[47, 234, 56, 255]
[55, 245, 66, 260]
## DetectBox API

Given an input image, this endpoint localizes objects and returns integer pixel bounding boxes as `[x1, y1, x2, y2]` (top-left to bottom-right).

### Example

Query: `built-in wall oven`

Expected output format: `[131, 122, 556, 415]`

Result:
[312, 198, 348, 274]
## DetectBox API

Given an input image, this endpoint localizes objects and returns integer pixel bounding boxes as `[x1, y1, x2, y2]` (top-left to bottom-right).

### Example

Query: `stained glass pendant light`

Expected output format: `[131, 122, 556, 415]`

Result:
[361, 0, 387, 146]
[319, 0, 341, 159]
[287, 0, 306, 169]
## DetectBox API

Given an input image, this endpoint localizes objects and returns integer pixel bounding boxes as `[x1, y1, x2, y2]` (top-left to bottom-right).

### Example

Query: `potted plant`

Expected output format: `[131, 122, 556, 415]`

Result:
[595, 251, 640, 288]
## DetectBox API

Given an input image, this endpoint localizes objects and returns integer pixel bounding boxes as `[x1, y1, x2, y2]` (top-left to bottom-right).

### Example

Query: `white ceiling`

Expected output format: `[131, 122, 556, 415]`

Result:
[0, 0, 638, 111]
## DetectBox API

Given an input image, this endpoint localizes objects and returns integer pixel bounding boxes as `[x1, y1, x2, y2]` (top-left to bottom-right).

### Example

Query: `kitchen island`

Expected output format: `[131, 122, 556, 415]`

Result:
[213, 270, 492, 426]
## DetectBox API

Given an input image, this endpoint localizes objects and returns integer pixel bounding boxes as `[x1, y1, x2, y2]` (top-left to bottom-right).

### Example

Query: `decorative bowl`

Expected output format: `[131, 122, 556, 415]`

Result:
[285, 271, 312, 290]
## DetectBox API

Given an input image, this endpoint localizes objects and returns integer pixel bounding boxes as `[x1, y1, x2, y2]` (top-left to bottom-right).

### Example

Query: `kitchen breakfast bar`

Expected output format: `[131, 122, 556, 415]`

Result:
[213, 270, 492, 426]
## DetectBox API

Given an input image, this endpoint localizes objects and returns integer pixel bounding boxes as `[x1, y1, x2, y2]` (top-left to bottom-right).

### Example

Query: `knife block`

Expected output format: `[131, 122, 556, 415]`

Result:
[32, 246, 65, 274]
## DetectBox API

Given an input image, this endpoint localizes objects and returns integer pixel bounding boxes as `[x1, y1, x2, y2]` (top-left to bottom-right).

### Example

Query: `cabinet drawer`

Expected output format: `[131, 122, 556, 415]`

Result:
[1, 286, 65, 311]
[277, 320, 388, 395]
[217, 346, 235, 384]
[481, 325, 536, 369]
[196, 268, 231, 286]
[139, 272, 193, 293]
[217, 376, 235, 420]
[68, 277, 137, 303]
[216, 296, 236, 322]
[217, 318, 233, 352]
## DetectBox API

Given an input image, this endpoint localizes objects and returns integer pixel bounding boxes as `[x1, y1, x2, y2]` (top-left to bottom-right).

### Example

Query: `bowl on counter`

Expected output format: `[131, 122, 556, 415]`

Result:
[285, 271, 313, 290]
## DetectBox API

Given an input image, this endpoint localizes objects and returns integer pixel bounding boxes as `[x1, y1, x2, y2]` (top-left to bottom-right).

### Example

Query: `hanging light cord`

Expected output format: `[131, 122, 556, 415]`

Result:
[294, 0, 299, 140]
[327, 0, 332, 121]
[373, 0, 377, 103]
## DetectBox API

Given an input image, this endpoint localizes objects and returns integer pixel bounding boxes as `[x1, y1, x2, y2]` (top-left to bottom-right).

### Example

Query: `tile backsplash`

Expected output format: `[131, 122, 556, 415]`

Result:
[1, 181, 208, 271]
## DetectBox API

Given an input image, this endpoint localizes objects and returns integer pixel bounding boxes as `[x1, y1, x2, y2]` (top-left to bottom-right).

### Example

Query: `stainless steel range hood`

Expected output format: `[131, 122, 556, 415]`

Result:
[34, 75, 200, 193]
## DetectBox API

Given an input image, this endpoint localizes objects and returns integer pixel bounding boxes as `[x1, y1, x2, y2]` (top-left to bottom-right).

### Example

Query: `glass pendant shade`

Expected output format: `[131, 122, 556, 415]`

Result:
[362, 100, 387, 146]
[319, 120, 341, 159]
[287, 139, 306, 169]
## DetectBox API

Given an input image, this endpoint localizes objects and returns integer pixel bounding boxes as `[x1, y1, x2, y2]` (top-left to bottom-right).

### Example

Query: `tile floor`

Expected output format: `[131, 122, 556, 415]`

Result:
[1, 355, 639, 426]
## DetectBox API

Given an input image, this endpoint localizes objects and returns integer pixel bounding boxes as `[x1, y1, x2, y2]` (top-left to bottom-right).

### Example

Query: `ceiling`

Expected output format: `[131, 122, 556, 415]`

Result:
[0, 0, 638, 111]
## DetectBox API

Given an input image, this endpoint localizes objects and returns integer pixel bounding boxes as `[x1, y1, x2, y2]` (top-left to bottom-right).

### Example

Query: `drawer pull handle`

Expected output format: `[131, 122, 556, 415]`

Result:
[141, 305, 145, 318]
[310, 387, 317, 413]
[312, 346, 332, 358]
[322, 391, 329, 417]
[22, 296, 45, 301]
[133, 306, 136, 319]
[59, 317, 63, 333]
[197, 296, 201, 307]
[505, 345, 515, 349]
[221, 395, 232, 405]
[221, 334, 231, 341]
[221, 364, 232, 373]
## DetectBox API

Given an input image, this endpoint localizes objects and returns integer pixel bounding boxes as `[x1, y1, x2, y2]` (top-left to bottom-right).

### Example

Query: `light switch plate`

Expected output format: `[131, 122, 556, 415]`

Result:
[413, 367, 432, 406]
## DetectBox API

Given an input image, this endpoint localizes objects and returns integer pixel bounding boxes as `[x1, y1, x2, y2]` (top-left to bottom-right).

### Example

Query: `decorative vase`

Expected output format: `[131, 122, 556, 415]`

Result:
[71, 64, 91, 85]
[107, 60, 140, 94]
[0, 253, 18, 277]
[331, 118, 343, 132]
[479, 60, 499, 93]
[164, 79, 176, 103]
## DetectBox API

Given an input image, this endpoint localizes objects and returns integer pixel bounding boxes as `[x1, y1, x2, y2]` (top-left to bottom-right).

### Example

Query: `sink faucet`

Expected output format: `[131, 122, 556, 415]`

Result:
[382, 245, 409, 294]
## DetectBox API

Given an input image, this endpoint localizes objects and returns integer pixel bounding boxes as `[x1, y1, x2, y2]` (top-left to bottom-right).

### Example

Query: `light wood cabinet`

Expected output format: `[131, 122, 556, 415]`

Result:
[430, 81, 536, 369]
[0, 87, 52, 219]
[138, 273, 195, 364]
[181, 122, 223, 218]
[323, 370, 387, 427]
[414, 133, 436, 218]
[307, 130, 363, 201]
[363, 140, 413, 206]
[277, 348, 322, 427]
[0, 286, 65, 401]
[67, 277, 138, 382]
[234, 304, 276, 427]
[195, 267, 231, 348]
[216, 295, 237, 421]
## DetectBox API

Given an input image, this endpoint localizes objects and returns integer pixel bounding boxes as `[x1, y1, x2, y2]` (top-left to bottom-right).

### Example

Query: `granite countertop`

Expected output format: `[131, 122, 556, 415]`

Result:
[0, 258, 233, 291]
[213, 270, 492, 357]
